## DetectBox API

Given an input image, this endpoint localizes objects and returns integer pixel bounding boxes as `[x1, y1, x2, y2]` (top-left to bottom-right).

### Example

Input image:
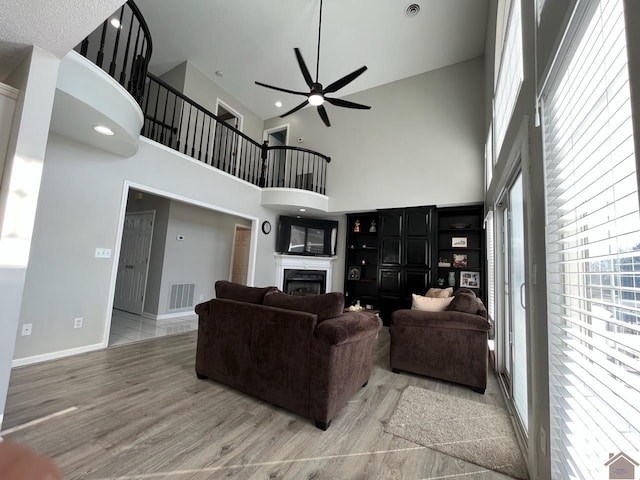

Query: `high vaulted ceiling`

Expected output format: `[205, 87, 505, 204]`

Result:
[135, 0, 489, 120]
[0, 1, 489, 121]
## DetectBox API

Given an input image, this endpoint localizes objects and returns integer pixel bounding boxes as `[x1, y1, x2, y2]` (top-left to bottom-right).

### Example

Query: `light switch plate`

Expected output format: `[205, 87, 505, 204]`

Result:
[95, 248, 112, 258]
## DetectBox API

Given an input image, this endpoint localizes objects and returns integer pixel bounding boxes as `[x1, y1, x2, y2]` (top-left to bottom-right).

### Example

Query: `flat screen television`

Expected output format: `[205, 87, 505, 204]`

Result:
[276, 216, 338, 256]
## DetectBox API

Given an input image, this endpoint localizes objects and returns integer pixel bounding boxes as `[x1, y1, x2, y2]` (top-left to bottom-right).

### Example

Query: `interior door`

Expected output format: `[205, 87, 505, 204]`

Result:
[499, 171, 528, 432]
[230, 225, 251, 285]
[114, 211, 154, 315]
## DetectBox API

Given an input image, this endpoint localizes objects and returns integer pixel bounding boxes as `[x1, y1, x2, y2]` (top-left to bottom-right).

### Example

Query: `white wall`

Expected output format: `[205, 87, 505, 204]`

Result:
[157, 200, 251, 314]
[0, 47, 59, 429]
[182, 62, 265, 142]
[13, 134, 279, 364]
[264, 57, 486, 212]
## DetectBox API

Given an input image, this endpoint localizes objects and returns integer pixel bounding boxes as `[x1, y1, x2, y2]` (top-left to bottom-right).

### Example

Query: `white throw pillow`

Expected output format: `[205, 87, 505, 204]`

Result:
[411, 294, 454, 312]
[425, 287, 453, 298]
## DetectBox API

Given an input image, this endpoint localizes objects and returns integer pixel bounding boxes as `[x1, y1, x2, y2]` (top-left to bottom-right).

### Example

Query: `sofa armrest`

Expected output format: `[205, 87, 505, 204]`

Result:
[315, 312, 382, 346]
[391, 309, 490, 332]
[195, 300, 210, 316]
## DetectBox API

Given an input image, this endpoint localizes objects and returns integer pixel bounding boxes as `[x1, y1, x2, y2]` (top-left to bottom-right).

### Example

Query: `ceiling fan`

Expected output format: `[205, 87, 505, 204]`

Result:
[255, 0, 371, 127]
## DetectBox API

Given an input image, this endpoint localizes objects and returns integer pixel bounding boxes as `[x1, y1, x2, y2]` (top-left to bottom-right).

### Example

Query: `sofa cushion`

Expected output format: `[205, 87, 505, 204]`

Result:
[215, 280, 278, 304]
[425, 287, 453, 298]
[263, 291, 344, 322]
[411, 294, 454, 312]
[446, 292, 481, 314]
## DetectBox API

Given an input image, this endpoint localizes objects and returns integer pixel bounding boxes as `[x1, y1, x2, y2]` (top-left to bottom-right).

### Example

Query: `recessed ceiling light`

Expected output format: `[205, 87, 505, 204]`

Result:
[275, 101, 283, 108]
[405, 3, 420, 17]
[215, 70, 224, 77]
[93, 125, 115, 136]
[299, 208, 306, 212]
[110, 18, 122, 29]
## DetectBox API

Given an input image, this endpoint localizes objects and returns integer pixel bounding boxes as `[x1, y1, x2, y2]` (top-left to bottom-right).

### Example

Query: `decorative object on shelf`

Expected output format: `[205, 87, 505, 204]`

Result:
[361, 258, 366, 265]
[452, 253, 468, 268]
[354, 220, 360, 232]
[437, 277, 445, 287]
[349, 244, 355, 249]
[448, 271, 456, 287]
[369, 220, 377, 233]
[347, 300, 364, 311]
[460, 271, 480, 288]
[438, 257, 451, 267]
[348, 266, 361, 280]
[449, 223, 472, 229]
[451, 236, 468, 248]
[261, 221, 272, 234]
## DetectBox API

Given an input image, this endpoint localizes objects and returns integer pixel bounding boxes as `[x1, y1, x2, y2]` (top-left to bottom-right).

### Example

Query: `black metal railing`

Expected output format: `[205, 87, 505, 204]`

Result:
[75, 0, 152, 104]
[75, 0, 331, 194]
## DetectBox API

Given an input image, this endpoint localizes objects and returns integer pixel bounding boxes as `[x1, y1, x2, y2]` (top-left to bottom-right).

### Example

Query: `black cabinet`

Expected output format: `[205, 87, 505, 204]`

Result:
[433, 205, 486, 303]
[344, 213, 379, 309]
[377, 206, 434, 323]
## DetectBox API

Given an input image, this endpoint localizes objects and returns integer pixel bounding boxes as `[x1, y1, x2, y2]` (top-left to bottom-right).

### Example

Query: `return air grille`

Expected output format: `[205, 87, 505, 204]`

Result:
[169, 283, 195, 311]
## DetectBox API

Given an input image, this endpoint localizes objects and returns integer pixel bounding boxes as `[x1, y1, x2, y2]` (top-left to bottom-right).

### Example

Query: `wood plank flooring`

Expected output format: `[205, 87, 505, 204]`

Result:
[2, 328, 518, 479]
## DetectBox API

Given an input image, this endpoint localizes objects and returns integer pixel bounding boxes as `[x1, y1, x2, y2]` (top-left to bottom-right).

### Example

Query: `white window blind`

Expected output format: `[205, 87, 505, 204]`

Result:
[542, 1, 640, 478]
[494, 0, 523, 157]
[485, 210, 495, 322]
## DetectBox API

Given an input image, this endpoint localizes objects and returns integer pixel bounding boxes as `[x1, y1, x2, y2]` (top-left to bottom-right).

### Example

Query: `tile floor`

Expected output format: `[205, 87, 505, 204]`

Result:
[108, 309, 198, 346]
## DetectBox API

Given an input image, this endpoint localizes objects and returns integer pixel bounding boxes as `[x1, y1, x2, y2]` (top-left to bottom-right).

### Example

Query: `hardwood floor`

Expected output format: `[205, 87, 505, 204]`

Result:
[2, 328, 518, 479]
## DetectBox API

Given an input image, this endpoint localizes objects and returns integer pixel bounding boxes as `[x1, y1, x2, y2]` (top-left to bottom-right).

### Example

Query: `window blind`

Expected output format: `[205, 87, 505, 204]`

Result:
[486, 125, 493, 190]
[494, 0, 523, 157]
[542, 1, 640, 478]
[486, 210, 496, 323]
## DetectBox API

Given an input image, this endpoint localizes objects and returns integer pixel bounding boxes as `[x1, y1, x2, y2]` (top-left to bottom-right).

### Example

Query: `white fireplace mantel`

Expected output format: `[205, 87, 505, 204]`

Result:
[274, 254, 338, 292]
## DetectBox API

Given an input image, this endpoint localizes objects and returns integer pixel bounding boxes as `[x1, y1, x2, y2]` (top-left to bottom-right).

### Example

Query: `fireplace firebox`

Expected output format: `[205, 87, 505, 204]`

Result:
[283, 269, 327, 296]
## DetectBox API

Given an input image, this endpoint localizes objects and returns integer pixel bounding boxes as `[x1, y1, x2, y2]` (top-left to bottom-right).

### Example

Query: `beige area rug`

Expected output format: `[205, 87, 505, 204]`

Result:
[385, 386, 527, 479]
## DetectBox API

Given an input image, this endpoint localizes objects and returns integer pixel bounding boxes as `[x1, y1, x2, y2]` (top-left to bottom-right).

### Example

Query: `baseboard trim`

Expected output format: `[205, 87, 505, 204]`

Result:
[12, 343, 104, 368]
[141, 311, 196, 321]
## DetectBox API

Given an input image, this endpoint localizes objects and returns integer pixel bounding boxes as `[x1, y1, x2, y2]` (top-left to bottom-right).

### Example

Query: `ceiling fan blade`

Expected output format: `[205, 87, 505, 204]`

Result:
[317, 104, 331, 127]
[280, 100, 309, 118]
[255, 81, 308, 97]
[325, 97, 371, 110]
[294, 48, 314, 89]
[323, 66, 368, 94]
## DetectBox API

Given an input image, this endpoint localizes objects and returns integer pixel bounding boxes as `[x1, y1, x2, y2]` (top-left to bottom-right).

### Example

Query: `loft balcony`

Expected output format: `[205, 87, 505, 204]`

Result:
[68, 0, 331, 199]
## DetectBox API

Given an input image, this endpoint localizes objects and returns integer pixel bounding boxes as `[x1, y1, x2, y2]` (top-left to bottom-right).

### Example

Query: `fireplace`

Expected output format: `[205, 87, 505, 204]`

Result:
[284, 269, 326, 296]
[274, 254, 337, 295]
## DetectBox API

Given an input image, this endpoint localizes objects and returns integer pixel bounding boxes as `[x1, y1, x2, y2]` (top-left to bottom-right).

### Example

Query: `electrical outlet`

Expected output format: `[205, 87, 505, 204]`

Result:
[21, 324, 32, 336]
[540, 426, 547, 456]
[74, 317, 83, 329]
[199, 294, 204, 301]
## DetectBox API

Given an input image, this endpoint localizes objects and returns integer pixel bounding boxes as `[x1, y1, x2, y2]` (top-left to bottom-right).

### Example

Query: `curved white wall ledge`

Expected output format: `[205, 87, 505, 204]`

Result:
[261, 188, 329, 214]
[50, 51, 143, 157]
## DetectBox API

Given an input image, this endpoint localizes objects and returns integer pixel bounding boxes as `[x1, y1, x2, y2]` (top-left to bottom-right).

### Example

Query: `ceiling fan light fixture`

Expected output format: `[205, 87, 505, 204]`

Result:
[308, 94, 324, 106]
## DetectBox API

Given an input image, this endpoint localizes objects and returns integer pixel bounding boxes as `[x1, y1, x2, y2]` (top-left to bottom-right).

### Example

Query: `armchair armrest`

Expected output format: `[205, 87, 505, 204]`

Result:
[391, 309, 490, 332]
[195, 300, 210, 316]
[315, 312, 382, 346]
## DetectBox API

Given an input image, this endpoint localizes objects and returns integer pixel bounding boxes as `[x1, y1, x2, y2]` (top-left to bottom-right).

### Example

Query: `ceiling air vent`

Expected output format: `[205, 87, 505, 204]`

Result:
[405, 3, 420, 17]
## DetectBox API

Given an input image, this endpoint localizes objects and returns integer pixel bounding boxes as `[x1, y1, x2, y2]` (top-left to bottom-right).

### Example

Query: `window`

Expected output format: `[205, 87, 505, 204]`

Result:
[485, 124, 493, 191]
[537, 0, 546, 22]
[494, 0, 523, 157]
[485, 210, 496, 323]
[542, 1, 640, 477]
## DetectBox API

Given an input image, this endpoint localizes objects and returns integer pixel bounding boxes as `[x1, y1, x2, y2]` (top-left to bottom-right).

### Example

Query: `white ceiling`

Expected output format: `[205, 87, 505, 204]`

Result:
[0, 1, 489, 120]
[135, 0, 489, 120]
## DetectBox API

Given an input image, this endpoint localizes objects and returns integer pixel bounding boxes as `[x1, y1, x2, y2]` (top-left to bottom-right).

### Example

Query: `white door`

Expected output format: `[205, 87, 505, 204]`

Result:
[230, 226, 251, 285]
[114, 212, 154, 315]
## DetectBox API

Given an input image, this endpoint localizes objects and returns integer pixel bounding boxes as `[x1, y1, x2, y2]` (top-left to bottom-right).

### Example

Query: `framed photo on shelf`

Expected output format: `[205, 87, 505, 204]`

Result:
[451, 237, 468, 248]
[348, 266, 361, 280]
[452, 253, 468, 268]
[460, 271, 480, 288]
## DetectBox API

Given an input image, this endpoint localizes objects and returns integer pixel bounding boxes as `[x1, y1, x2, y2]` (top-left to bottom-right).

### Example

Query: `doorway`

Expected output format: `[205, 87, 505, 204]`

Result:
[214, 100, 243, 175]
[230, 225, 251, 285]
[113, 211, 154, 315]
[498, 169, 528, 434]
[263, 125, 289, 187]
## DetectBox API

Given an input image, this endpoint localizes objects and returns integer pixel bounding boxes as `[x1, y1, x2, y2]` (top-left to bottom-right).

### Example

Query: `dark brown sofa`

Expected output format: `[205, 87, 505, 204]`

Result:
[390, 289, 491, 393]
[195, 281, 382, 430]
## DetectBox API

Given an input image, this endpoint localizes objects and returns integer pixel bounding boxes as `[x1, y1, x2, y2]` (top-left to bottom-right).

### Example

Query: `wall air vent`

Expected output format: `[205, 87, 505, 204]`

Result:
[405, 3, 420, 17]
[169, 283, 195, 311]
